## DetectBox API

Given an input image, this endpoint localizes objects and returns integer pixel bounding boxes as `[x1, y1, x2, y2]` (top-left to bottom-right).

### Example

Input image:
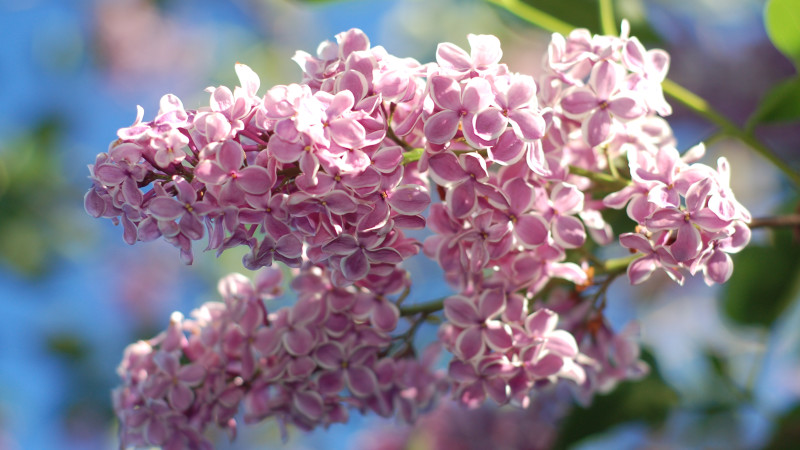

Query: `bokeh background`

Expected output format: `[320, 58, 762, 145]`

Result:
[1, 0, 799, 448]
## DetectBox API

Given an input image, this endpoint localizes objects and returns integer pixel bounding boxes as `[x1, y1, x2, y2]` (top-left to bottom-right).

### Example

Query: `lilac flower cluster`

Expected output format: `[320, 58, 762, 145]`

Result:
[113, 268, 444, 449]
[86, 29, 430, 286]
[93, 24, 753, 445]
[605, 144, 751, 285]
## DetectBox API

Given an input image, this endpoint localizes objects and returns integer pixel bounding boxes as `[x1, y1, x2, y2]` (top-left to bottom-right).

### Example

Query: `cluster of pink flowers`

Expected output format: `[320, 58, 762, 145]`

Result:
[86, 29, 430, 285]
[605, 144, 751, 285]
[113, 267, 445, 449]
[92, 23, 752, 445]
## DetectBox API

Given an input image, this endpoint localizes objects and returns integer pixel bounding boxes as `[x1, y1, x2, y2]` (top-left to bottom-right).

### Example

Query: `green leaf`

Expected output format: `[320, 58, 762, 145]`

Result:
[765, 404, 800, 449]
[46, 334, 88, 361]
[765, 0, 800, 69]
[554, 350, 678, 449]
[747, 76, 800, 130]
[722, 227, 800, 327]
[514, 0, 662, 43]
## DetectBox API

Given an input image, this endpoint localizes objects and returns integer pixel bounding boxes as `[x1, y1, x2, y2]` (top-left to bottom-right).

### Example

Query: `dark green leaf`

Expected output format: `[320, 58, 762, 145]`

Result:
[722, 227, 800, 327]
[746, 76, 800, 129]
[554, 350, 678, 449]
[514, 0, 662, 43]
[766, 404, 800, 449]
[46, 334, 88, 361]
[765, 0, 800, 69]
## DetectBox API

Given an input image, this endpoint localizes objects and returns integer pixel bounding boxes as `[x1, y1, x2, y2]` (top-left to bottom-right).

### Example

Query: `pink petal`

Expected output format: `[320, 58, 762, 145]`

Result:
[628, 255, 658, 284]
[646, 208, 684, 230]
[545, 330, 578, 358]
[236, 165, 272, 194]
[318, 370, 345, 395]
[194, 160, 227, 185]
[619, 232, 653, 253]
[448, 182, 476, 218]
[323, 234, 358, 255]
[254, 327, 281, 356]
[468, 34, 503, 67]
[314, 342, 344, 369]
[525, 309, 558, 336]
[670, 224, 701, 262]
[552, 215, 586, 249]
[327, 90, 356, 117]
[436, 43, 471, 71]
[508, 109, 546, 141]
[346, 366, 378, 397]
[484, 377, 509, 404]
[608, 95, 645, 120]
[388, 185, 431, 215]
[293, 390, 323, 421]
[276, 233, 303, 258]
[148, 197, 183, 220]
[177, 364, 205, 386]
[692, 209, 731, 232]
[217, 140, 244, 171]
[548, 262, 588, 285]
[505, 75, 536, 110]
[590, 60, 621, 100]
[366, 248, 403, 264]
[623, 38, 646, 72]
[429, 75, 462, 110]
[444, 296, 480, 327]
[448, 359, 478, 383]
[455, 326, 485, 361]
[94, 164, 127, 185]
[474, 108, 507, 141]
[515, 214, 548, 247]
[462, 77, 493, 111]
[525, 353, 564, 378]
[284, 327, 315, 356]
[478, 289, 505, 319]
[322, 191, 358, 215]
[235, 63, 260, 97]
[423, 110, 461, 145]
[371, 300, 399, 332]
[168, 383, 194, 412]
[341, 249, 369, 280]
[551, 183, 584, 214]
[329, 118, 366, 148]
[704, 250, 733, 285]
[583, 109, 612, 147]
[484, 322, 513, 352]
[604, 185, 637, 209]
[144, 418, 168, 445]
[267, 136, 303, 163]
[489, 129, 525, 165]
[561, 88, 597, 116]
[428, 152, 468, 184]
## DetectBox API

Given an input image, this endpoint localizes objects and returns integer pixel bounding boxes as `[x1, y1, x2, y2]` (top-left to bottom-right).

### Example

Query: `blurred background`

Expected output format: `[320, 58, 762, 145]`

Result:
[1, 0, 799, 448]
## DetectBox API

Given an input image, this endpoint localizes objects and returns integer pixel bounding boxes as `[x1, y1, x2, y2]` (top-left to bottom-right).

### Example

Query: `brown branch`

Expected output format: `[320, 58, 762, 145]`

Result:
[749, 215, 800, 229]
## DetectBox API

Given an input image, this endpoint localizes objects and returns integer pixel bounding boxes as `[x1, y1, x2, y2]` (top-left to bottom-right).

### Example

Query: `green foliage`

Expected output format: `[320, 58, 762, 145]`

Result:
[747, 76, 800, 130]
[46, 333, 89, 361]
[766, 404, 800, 449]
[554, 350, 678, 449]
[722, 226, 800, 327]
[0, 118, 80, 276]
[765, 0, 800, 70]
[517, 0, 662, 43]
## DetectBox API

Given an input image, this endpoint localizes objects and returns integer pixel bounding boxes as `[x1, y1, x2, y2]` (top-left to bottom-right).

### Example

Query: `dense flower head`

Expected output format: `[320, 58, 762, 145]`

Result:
[113, 268, 446, 448]
[97, 24, 753, 446]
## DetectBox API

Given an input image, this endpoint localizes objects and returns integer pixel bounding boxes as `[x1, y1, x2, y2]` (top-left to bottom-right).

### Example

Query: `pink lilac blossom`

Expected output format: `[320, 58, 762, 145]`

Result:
[96, 24, 753, 446]
[113, 268, 446, 448]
